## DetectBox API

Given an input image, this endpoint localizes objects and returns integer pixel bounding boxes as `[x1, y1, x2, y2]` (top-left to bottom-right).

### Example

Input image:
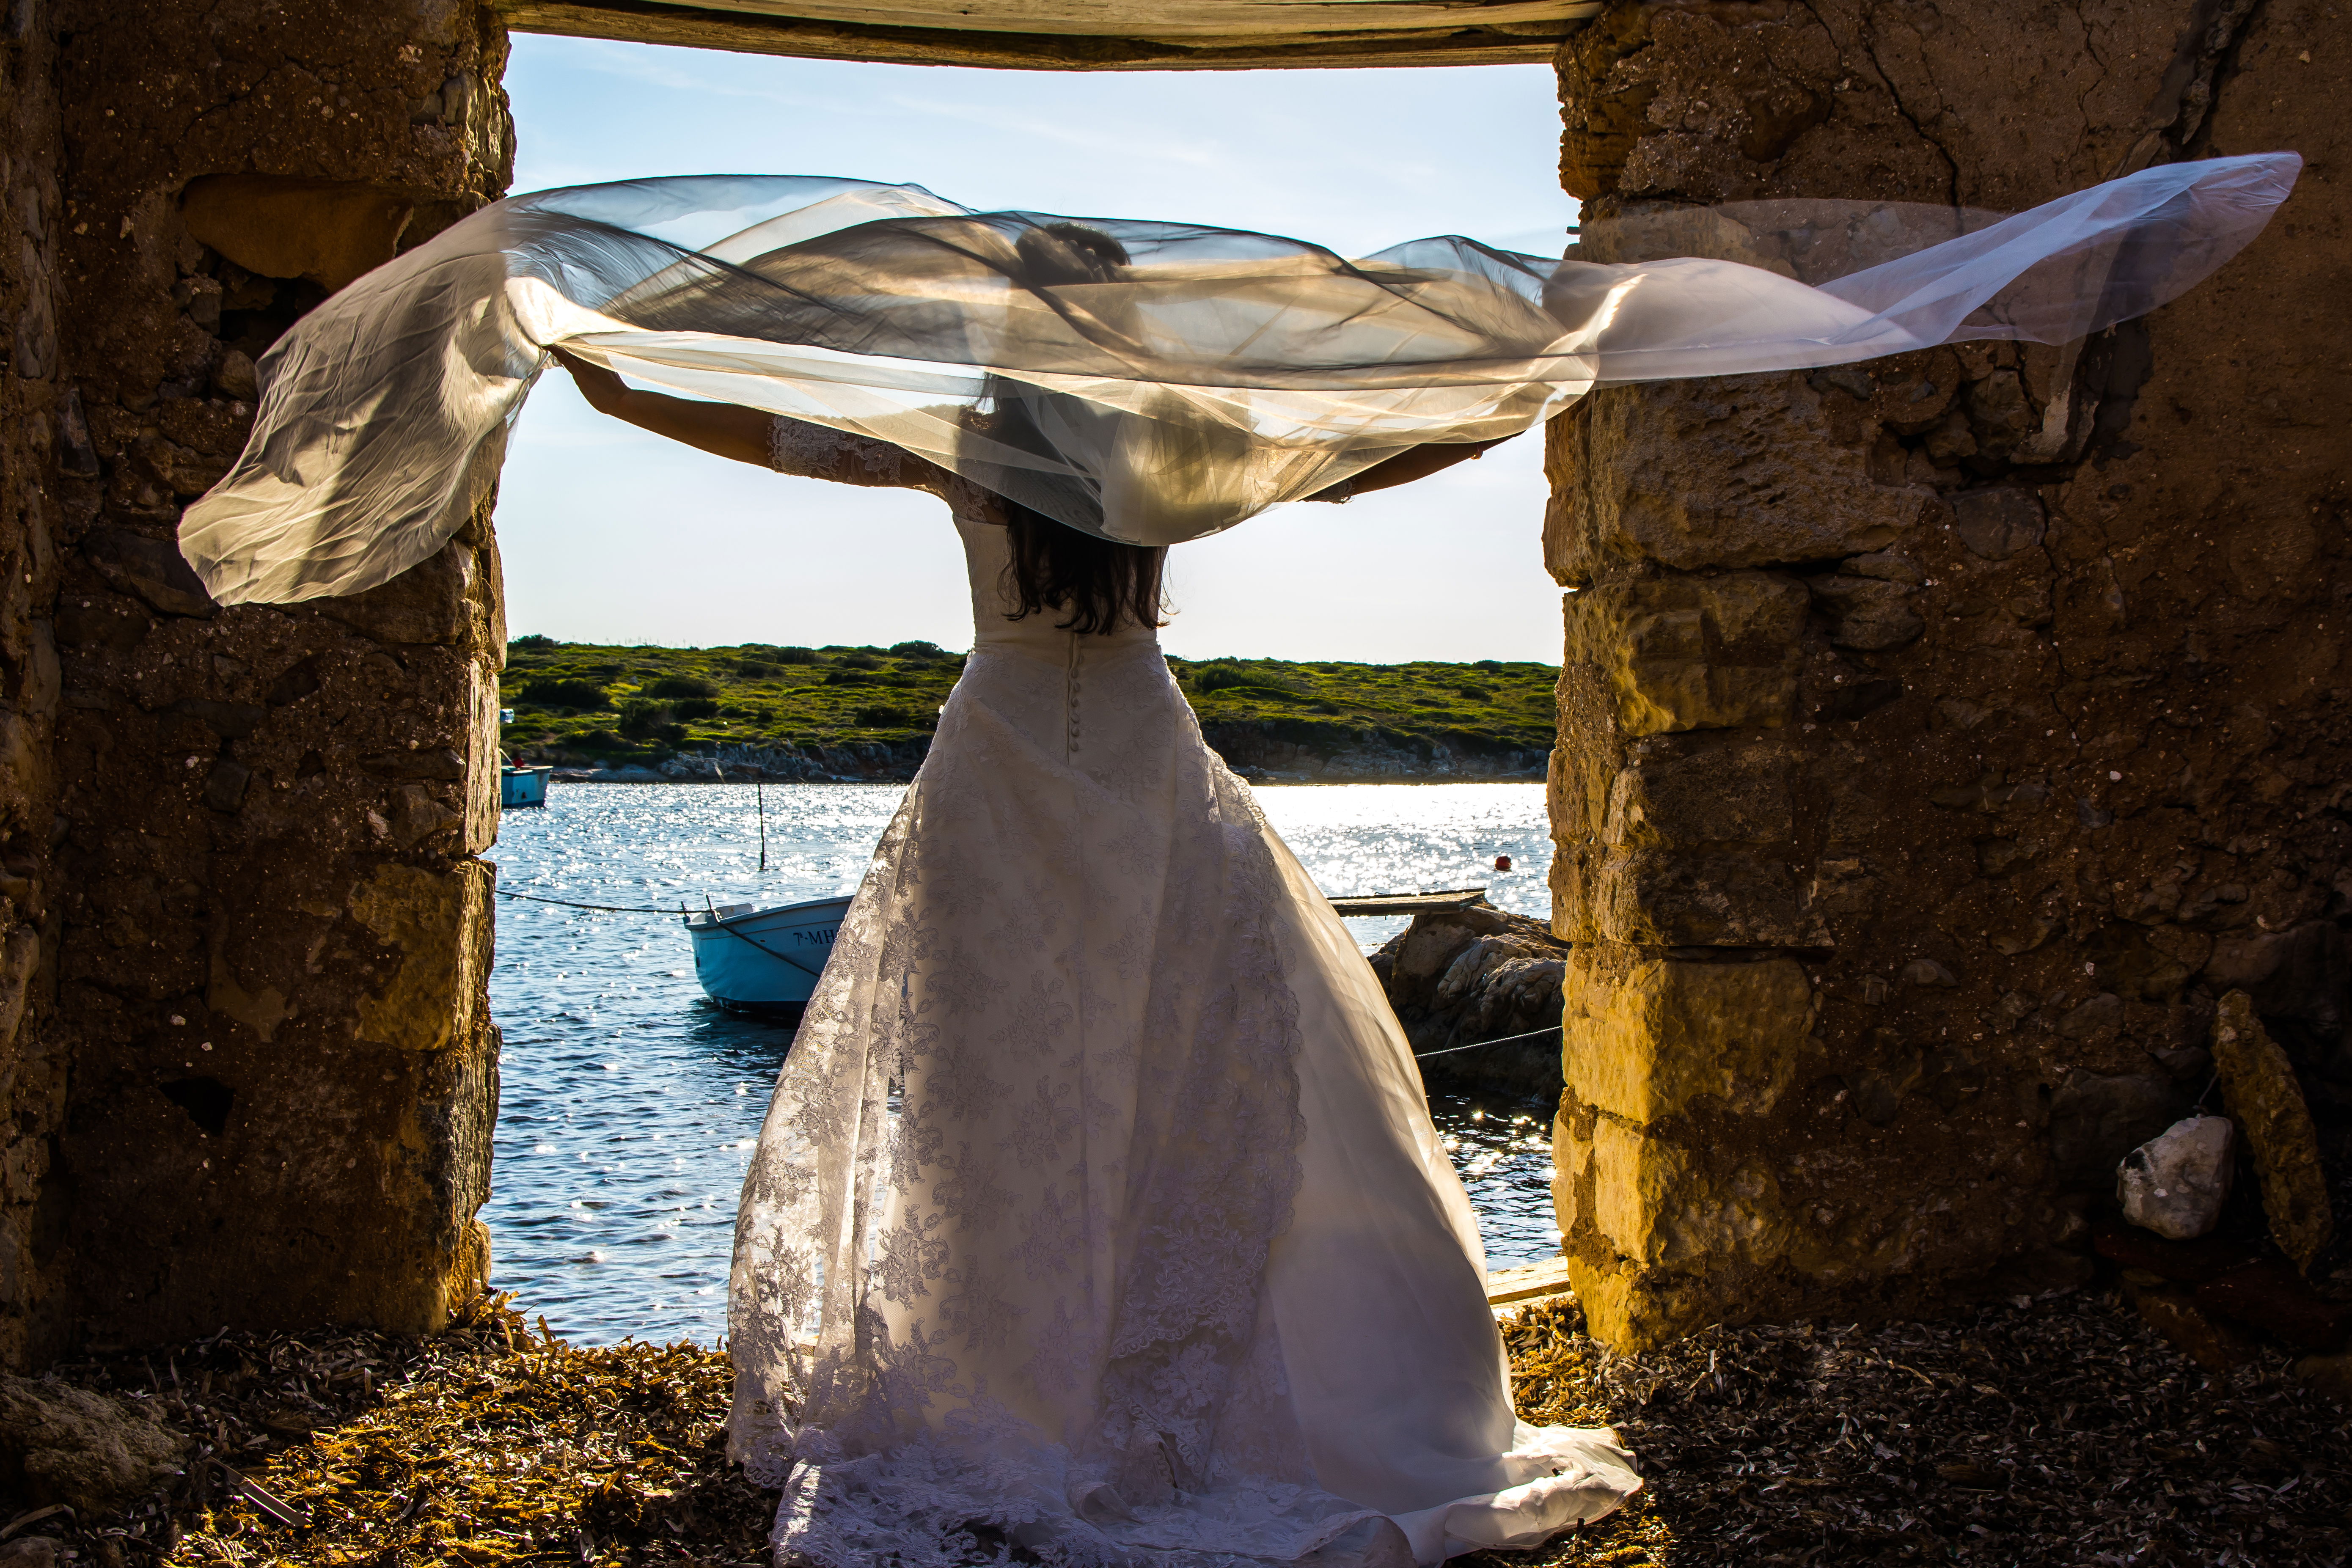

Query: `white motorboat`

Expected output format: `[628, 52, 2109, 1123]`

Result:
[682, 894, 855, 1016]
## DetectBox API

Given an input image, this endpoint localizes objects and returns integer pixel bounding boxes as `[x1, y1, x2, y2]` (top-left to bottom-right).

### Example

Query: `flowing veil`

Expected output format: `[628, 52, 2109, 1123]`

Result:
[176, 154, 2298, 606]
[157, 154, 2307, 1566]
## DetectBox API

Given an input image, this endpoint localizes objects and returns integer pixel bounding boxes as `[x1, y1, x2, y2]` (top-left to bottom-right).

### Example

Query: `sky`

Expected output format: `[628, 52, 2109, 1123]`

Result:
[493, 37, 1579, 662]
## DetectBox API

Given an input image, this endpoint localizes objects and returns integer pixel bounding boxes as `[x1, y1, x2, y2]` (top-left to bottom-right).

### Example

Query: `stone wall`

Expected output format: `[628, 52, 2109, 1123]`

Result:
[0, 0, 514, 1364]
[1549, 0, 2349, 1349]
[0, 0, 72, 1377]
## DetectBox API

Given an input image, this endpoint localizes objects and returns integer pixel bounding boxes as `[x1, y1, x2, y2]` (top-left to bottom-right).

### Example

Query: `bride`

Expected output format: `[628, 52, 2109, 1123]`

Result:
[548, 339, 1634, 1566]
[173, 153, 2298, 1566]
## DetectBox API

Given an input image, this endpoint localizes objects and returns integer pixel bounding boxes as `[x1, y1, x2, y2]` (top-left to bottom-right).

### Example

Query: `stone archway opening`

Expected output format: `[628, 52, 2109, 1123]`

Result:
[1, 0, 2342, 1375]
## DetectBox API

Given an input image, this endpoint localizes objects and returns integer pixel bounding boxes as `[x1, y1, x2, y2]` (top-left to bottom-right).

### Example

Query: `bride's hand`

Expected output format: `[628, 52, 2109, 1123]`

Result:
[550, 347, 631, 414]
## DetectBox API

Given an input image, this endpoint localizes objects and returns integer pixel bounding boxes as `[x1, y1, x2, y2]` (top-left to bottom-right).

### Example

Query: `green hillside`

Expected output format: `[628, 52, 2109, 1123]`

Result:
[498, 638, 1555, 767]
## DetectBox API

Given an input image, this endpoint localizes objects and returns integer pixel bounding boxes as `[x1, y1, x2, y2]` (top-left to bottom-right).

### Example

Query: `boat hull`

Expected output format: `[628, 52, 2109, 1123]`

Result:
[684, 895, 854, 1015]
[501, 765, 551, 808]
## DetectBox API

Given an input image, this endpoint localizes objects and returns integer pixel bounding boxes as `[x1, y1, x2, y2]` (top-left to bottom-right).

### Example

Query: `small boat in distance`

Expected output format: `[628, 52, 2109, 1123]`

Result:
[501, 762, 552, 808]
[680, 885, 1487, 1021]
[684, 894, 855, 1017]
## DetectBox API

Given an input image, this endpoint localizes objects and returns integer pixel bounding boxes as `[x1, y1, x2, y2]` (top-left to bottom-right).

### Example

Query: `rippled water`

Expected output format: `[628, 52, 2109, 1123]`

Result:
[485, 781, 1560, 1345]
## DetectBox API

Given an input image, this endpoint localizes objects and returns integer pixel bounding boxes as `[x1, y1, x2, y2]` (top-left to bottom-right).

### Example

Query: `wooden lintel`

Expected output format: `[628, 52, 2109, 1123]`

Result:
[497, 0, 1582, 70]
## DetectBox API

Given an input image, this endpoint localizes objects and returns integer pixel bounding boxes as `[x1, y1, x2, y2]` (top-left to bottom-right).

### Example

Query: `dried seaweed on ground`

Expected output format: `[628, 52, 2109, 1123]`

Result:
[22, 1285, 2349, 1568]
[17, 1295, 769, 1568]
[1469, 1290, 2349, 1568]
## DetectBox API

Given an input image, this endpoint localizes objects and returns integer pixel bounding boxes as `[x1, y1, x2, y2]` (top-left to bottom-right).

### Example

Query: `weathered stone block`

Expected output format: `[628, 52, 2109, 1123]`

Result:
[2212, 991, 2334, 1271]
[0, 1376, 188, 1513]
[1555, 843, 1817, 946]
[1560, 572, 1805, 737]
[1808, 574, 1924, 651]
[1949, 488, 2047, 561]
[81, 529, 214, 619]
[1545, 377, 1940, 585]
[1553, 1101, 1796, 1351]
[317, 541, 476, 646]
[1587, 1115, 1796, 1270]
[1561, 946, 1815, 1125]
[1558, 733, 1816, 944]
[1601, 734, 1795, 848]
[463, 660, 503, 853]
[349, 861, 494, 1054]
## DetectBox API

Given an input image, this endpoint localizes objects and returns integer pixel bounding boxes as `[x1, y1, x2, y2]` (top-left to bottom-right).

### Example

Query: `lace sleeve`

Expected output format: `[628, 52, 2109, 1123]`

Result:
[768, 417, 945, 492]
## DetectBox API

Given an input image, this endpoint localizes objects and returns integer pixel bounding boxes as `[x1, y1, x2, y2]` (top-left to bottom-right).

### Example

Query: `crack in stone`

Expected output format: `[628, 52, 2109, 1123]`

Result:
[1846, 0, 1963, 208]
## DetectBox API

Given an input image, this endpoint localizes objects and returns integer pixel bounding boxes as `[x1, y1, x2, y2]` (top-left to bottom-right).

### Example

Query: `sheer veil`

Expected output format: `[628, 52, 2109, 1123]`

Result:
[176, 155, 2299, 605]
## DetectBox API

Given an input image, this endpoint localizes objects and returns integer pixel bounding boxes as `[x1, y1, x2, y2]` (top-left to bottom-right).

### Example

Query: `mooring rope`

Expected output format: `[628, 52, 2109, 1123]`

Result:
[1413, 1023, 1562, 1061]
[494, 889, 684, 914]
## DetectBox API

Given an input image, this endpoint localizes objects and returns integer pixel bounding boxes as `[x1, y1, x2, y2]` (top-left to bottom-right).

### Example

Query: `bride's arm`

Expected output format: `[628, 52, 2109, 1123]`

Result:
[553, 349, 775, 466]
[552, 350, 947, 490]
[1303, 435, 1512, 502]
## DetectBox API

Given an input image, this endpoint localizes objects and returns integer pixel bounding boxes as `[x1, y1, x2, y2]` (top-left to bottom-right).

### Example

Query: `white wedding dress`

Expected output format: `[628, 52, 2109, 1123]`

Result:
[726, 418, 1640, 1566]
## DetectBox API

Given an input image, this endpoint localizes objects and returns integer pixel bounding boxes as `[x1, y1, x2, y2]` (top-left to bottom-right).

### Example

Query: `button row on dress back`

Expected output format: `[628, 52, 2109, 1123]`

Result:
[1066, 638, 1082, 758]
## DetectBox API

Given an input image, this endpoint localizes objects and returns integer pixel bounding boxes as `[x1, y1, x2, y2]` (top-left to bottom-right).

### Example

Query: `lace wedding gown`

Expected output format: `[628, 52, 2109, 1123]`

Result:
[727, 418, 1639, 1566]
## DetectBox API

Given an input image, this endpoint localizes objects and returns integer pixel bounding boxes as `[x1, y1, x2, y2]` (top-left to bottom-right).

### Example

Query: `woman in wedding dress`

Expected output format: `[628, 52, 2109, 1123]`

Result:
[547, 339, 1634, 1566]
[171, 151, 2300, 1567]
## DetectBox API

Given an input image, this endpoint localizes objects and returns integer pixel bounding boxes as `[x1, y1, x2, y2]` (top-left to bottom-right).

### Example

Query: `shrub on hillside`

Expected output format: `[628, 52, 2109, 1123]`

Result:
[776, 647, 821, 664]
[618, 699, 671, 738]
[519, 677, 608, 710]
[510, 633, 558, 651]
[890, 640, 946, 660]
[855, 704, 935, 729]
[646, 674, 719, 699]
[672, 697, 721, 719]
[838, 652, 884, 670]
[1188, 663, 1259, 693]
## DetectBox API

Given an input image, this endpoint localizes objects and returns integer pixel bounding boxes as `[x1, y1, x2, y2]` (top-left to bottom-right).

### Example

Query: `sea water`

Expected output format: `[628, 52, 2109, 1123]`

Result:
[487, 781, 1560, 1345]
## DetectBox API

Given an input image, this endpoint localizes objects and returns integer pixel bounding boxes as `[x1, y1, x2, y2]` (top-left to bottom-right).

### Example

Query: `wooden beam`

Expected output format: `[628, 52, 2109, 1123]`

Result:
[1485, 1254, 1573, 1307]
[497, 0, 1590, 70]
[660, 0, 1595, 40]
[1327, 887, 1492, 918]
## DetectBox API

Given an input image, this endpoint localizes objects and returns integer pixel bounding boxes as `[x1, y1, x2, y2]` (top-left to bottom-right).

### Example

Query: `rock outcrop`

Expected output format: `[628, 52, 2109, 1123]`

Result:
[2117, 1116, 2234, 1241]
[1369, 906, 1568, 1100]
[0, 1375, 186, 1513]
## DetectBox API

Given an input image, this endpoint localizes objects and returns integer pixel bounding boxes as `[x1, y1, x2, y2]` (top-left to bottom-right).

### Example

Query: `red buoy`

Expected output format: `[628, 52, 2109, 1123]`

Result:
[1493, 854, 1513, 872]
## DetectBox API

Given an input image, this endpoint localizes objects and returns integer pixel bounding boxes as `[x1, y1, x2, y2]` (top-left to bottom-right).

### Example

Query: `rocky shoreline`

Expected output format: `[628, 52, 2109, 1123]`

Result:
[1371, 903, 1570, 1102]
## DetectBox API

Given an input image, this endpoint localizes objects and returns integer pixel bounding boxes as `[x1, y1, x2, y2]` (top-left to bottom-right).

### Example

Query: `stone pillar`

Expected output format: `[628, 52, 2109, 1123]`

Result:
[1549, 0, 2349, 1349]
[8, 0, 514, 1360]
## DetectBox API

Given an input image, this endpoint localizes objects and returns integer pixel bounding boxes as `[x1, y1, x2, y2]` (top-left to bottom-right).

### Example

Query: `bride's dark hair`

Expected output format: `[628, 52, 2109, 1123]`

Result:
[992, 221, 1169, 635]
[1000, 501, 1169, 636]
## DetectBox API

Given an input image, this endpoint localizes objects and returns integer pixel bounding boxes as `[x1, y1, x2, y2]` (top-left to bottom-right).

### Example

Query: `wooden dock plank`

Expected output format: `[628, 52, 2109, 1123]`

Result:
[1329, 886, 1490, 918]
[1485, 1254, 1572, 1307]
